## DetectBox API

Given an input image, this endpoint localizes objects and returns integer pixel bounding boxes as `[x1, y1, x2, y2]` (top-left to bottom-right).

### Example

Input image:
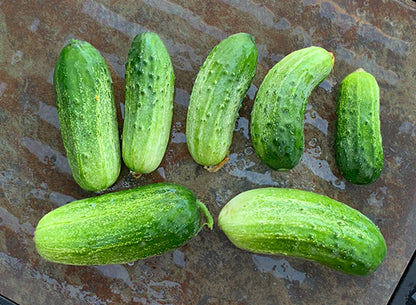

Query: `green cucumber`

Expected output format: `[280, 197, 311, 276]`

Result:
[335, 68, 383, 185]
[53, 39, 121, 191]
[122, 32, 174, 174]
[34, 183, 213, 265]
[186, 33, 257, 169]
[250, 46, 334, 171]
[218, 187, 386, 276]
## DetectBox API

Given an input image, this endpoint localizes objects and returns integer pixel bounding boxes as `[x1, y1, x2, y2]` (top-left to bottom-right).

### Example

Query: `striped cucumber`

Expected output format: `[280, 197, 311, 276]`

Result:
[335, 68, 383, 185]
[53, 39, 121, 192]
[218, 188, 386, 276]
[34, 183, 213, 265]
[250, 46, 334, 171]
[186, 33, 257, 170]
[122, 32, 174, 174]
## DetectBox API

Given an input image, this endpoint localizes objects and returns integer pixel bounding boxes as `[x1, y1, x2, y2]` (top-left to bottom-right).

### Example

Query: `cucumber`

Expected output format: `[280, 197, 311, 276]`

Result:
[250, 46, 334, 171]
[53, 39, 121, 191]
[34, 183, 213, 265]
[335, 68, 383, 185]
[218, 187, 386, 276]
[186, 33, 257, 170]
[122, 32, 174, 174]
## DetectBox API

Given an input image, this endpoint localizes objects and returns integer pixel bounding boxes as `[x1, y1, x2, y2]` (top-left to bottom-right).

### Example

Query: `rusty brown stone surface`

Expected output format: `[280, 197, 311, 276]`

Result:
[1, 0, 415, 304]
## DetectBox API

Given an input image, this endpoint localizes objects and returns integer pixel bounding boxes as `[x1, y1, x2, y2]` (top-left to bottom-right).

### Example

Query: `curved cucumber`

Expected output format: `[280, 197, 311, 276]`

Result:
[34, 183, 213, 265]
[335, 69, 383, 185]
[122, 32, 174, 174]
[186, 33, 257, 168]
[53, 39, 121, 191]
[218, 187, 386, 276]
[250, 46, 334, 171]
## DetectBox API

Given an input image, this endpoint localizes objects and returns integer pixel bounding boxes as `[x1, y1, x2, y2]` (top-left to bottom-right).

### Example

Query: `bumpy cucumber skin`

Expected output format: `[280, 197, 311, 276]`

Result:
[218, 188, 386, 276]
[335, 69, 383, 185]
[186, 33, 258, 166]
[122, 32, 174, 174]
[250, 47, 333, 171]
[34, 183, 213, 265]
[53, 39, 121, 191]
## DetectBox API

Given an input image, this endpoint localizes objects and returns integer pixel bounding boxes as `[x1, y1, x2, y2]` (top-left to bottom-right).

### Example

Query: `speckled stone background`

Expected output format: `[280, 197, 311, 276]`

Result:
[1, 0, 416, 304]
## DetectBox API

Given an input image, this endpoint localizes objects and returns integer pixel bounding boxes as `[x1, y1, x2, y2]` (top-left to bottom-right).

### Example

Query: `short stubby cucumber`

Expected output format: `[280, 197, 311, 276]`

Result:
[122, 32, 174, 174]
[218, 188, 386, 276]
[34, 183, 213, 265]
[186, 33, 257, 170]
[250, 46, 334, 171]
[335, 68, 383, 185]
[53, 39, 121, 191]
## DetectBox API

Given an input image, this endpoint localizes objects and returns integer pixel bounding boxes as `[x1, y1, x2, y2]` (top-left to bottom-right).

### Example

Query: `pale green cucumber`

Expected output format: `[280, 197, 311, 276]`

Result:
[186, 33, 257, 169]
[218, 187, 386, 276]
[122, 32, 174, 174]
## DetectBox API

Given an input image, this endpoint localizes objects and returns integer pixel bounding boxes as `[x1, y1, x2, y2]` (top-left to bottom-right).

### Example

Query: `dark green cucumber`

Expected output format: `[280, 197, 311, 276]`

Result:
[122, 32, 174, 174]
[218, 187, 386, 276]
[53, 39, 121, 191]
[335, 69, 383, 185]
[250, 46, 334, 171]
[186, 33, 257, 168]
[34, 183, 213, 265]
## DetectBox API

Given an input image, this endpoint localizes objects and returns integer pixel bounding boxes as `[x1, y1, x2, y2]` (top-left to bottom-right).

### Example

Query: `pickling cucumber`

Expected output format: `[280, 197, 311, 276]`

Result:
[335, 68, 383, 185]
[34, 183, 213, 265]
[53, 39, 121, 191]
[250, 46, 334, 171]
[122, 32, 174, 174]
[218, 187, 386, 276]
[186, 33, 257, 170]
